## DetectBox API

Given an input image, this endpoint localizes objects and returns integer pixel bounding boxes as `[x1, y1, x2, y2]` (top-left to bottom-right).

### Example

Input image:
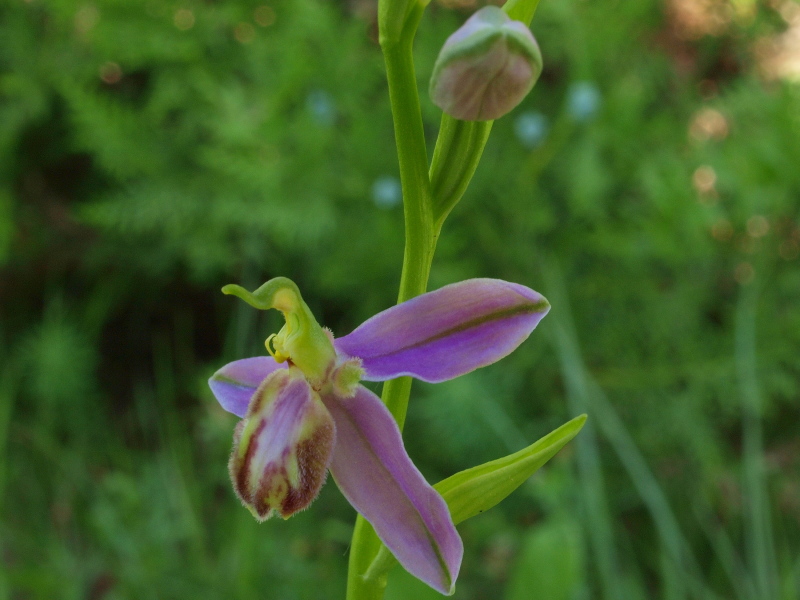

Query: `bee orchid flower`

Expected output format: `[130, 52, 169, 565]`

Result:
[209, 277, 550, 594]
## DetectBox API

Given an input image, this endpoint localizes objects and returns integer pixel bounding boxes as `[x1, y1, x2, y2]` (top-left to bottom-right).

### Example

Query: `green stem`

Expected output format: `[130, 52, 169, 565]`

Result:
[346, 0, 537, 591]
[381, 3, 437, 430]
[736, 283, 779, 600]
[376, 4, 452, 438]
[346, 6, 436, 600]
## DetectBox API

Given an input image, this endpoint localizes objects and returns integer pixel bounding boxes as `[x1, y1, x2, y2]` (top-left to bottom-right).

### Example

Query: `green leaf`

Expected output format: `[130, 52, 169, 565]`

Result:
[435, 414, 586, 523]
[364, 415, 586, 582]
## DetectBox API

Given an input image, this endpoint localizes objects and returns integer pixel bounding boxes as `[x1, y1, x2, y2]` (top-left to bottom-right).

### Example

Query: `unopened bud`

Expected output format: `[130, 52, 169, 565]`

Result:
[429, 6, 542, 121]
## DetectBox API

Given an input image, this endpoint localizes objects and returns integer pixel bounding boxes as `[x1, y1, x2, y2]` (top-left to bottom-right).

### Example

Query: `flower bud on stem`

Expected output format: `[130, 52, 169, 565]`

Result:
[430, 6, 542, 121]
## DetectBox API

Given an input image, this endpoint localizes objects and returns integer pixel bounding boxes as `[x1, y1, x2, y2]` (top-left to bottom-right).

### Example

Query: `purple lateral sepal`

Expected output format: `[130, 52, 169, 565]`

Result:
[334, 279, 550, 383]
[209, 356, 285, 417]
[323, 385, 462, 595]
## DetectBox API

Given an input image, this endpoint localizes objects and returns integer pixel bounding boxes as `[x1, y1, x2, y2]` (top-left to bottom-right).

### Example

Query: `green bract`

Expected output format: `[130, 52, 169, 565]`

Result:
[436, 414, 586, 523]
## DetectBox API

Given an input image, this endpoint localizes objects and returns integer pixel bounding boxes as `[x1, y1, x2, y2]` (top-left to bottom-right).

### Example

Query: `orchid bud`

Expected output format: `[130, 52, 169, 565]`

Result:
[429, 6, 542, 121]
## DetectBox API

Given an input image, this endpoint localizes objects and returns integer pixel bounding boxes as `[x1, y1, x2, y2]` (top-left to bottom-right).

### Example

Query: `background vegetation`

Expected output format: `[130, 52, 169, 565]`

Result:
[1, 0, 799, 598]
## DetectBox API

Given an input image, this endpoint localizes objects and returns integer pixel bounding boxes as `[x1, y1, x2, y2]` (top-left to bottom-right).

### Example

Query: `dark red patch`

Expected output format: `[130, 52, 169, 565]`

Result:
[279, 420, 335, 517]
[229, 419, 265, 508]
[254, 463, 288, 519]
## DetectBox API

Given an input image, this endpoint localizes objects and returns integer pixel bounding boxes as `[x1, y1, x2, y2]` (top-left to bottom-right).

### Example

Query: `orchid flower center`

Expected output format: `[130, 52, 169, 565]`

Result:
[265, 309, 301, 364]
[264, 333, 287, 363]
[222, 277, 337, 387]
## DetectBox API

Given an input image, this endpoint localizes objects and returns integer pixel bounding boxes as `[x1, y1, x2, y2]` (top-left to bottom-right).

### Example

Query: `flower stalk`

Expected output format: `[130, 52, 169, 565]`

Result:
[348, 1, 544, 597]
[212, 277, 549, 596]
[375, 0, 436, 432]
[347, 4, 434, 597]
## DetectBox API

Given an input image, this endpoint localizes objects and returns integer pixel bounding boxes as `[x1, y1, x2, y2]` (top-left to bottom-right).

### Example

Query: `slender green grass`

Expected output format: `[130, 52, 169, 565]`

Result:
[583, 380, 719, 600]
[735, 284, 779, 600]
[150, 334, 210, 570]
[543, 260, 725, 600]
[0, 365, 16, 514]
[692, 503, 757, 600]
[0, 356, 15, 600]
[542, 261, 625, 600]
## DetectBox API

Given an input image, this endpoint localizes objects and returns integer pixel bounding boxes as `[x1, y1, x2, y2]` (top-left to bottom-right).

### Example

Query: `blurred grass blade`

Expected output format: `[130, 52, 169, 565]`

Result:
[506, 516, 585, 600]
[542, 261, 625, 600]
[693, 503, 756, 600]
[364, 415, 586, 580]
[0, 364, 17, 512]
[735, 284, 779, 600]
[544, 260, 722, 600]
[582, 382, 713, 599]
[151, 334, 209, 565]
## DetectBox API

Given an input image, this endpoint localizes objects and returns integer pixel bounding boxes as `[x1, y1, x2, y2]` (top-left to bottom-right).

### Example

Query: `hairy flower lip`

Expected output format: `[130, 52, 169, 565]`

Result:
[209, 277, 550, 594]
[229, 368, 336, 521]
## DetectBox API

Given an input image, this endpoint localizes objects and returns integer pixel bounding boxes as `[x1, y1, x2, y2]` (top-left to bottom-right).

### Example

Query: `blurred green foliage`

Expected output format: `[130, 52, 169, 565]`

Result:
[1, 0, 799, 598]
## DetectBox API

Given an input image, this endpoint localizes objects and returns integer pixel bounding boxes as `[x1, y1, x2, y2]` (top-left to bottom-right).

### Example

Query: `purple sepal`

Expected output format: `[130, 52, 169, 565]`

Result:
[323, 385, 462, 595]
[334, 279, 549, 383]
[209, 356, 285, 417]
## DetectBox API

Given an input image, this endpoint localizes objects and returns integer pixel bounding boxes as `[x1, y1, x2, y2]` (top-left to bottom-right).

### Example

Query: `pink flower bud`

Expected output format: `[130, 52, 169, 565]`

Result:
[430, 6, 543, 121]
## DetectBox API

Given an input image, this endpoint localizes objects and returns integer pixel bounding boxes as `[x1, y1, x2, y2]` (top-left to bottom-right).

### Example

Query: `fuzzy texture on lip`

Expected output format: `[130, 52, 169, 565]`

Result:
[209, 277, 550, 594]
[229, 368, 335, 521]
